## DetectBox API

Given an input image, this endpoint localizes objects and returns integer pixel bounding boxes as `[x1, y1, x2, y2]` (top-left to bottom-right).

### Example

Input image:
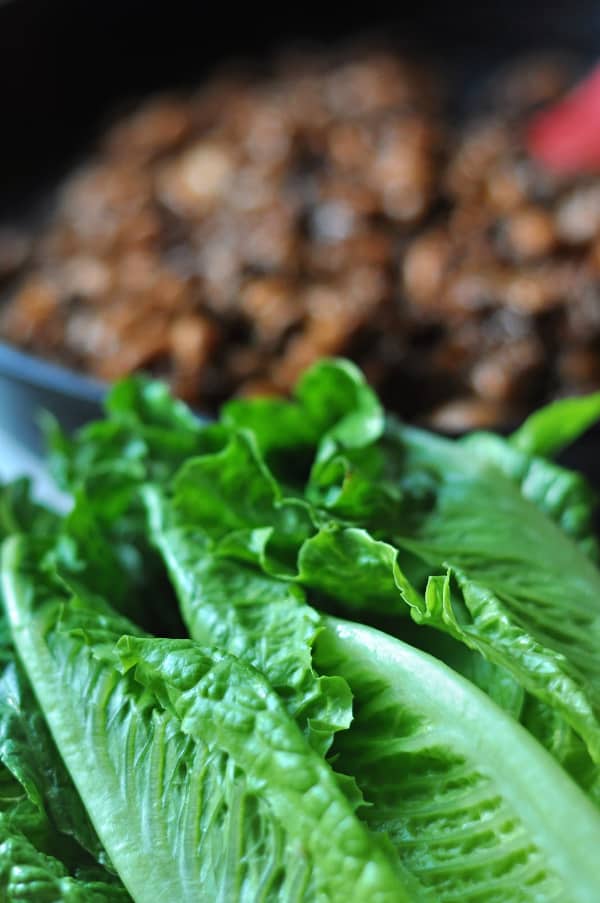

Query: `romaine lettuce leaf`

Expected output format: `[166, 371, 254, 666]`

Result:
[316, 618, 600, 903]
[0, 818, 128, 903]
[0, 655, 114, 871]
[2, 534, 419, 903]
[43, 380, 229, 638]
[0, 477, 60, 540]
[461, 431, 599, 559]
[17, 359, 600, 900]
[144, 486, 352, 757]
[510, 391, 600, 458]
[417, 630, 600, 805]
[115, 635, 421, 902]
[0, 481, 128, 896]
[143, 441, 600, 899]
[249, 387, 600, 778]
[223, 357, 384, 468]
[68, 361, 600, 772]
[284, 413, 600, 767]
[44, 377, 212, 493]
[414, 565, 600, 759]
[169, 430, 316, 576]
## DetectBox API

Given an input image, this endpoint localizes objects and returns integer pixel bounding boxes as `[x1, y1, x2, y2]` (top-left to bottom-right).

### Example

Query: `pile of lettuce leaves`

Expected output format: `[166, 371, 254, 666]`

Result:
[3, 357, 600, 902]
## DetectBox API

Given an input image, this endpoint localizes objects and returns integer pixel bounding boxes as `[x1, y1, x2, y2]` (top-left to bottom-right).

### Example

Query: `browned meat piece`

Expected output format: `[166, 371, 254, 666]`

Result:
[445, 122, 515, 201]
[157, 142, 237, 217]
[168, 313, 220, 400]
[555, 185, 600, 244]
[235, 377, 283, 398]
[239, 277, 300, 346]
[502, 265, 571, 314]
[502, 205, 557, 260]
[424, 397, 515, 432]
[469, 338, 544, 403]
[0, 278, 61, 347]
[104, 96, 193, 162]
[403, 230, 453, 310]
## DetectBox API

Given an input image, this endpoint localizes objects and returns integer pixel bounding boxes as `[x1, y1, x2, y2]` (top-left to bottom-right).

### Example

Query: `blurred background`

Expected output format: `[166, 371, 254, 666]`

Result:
[2, 0, 599, 204]
[1, 0, 600, 451]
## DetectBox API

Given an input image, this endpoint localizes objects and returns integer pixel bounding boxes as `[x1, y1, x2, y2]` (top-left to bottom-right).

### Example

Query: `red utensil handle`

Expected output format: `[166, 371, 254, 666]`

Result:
[527, 64, 600, 173]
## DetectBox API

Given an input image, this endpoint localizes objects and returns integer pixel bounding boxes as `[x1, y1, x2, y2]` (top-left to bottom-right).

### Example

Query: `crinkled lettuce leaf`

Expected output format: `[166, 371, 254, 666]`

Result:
[55, 361, 600, 770]
[144, 486, 352, 758]
[258, 388, 600, 768]
[43, 377, 217, 631]
[0, 821, 127, 903]
[0, 481, 129, 900]
[169, 430, 315, 576]
[418, 630, 600, 805]
[461, 431, 599, 559]
[315, 618, 600, 903]
[44, 377, 212, 493]
[223, 358, 384, 468]
[15, 359, 600, 901]
[380, 423, 600, 762]
[0, 654, 115, 871]
[2, 534, 418, 903]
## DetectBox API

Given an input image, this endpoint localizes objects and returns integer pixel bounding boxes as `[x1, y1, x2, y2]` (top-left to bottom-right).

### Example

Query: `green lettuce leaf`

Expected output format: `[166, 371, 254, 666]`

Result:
[418, 630, 600, 805]
[0, 624, 129, 899]
[461, 431, 599, 559]
[0, 478, 60, 540]
[116, 635, 421, 902]
[85, 363, 600, 775]
[0, 655, 115, 870]
[144, 486, 352, 758]
[0, 819, 128, 903]
[0, 480, 128, 897]
[44, 377, 212, 493]
[290, 415, 600, 767]
[223, 357, 384, 470]
[413, 566, 600, 761]
[316, 618, 600, 903]
[43, 380, 216, 634]
[2, 534, 419, 903]
[24, 361, 600, 889]
[170, 430, 315, 576]
[510, 392, 600, 458]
